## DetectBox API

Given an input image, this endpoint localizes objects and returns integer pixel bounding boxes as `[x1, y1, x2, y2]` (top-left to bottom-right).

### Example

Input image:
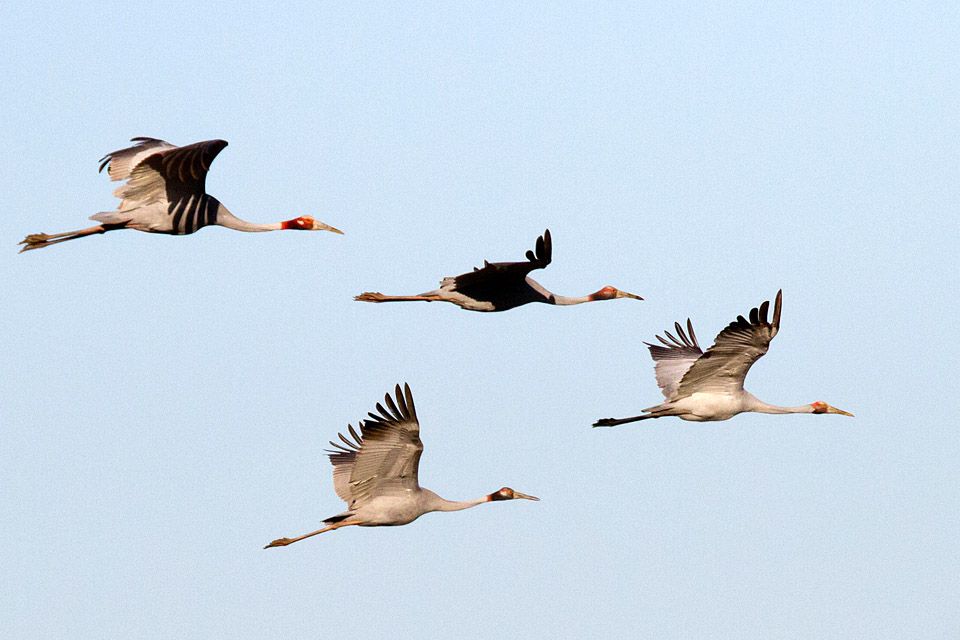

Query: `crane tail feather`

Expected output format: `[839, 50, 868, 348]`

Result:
[323, 512, 354, 525]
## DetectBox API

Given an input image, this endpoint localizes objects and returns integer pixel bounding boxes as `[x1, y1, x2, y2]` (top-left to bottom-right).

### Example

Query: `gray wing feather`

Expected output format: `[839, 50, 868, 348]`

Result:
[104, 139, 228, 211]
[645, 318, 703, 399]
[675, 290, 783, 396]
[325, 384, 422, 508]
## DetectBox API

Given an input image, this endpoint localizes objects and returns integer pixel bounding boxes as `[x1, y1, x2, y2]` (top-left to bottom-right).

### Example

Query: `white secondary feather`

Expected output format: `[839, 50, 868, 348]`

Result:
[644, 318, 704, 400]
[98, 137, 176, 183]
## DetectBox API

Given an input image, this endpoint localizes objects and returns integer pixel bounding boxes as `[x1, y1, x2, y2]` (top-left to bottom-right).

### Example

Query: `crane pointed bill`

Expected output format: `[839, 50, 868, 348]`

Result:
[827, 405, 854, 417]
[615, 290, 643, 300]
[314, 221, 344, 234]
[513, 491, 540, 501]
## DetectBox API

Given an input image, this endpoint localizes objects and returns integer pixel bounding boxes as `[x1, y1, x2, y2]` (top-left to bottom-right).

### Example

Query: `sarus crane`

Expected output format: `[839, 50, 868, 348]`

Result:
[355, 229, 642, 312]
[19, 137, 342, 252]
[593, 290, 853, 426]
[265, 383, 538, 548]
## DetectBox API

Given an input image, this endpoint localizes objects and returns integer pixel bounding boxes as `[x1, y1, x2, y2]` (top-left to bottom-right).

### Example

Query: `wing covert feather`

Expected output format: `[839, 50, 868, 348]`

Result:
[675, 290, 783, 396]
[450, 230, 552, 293]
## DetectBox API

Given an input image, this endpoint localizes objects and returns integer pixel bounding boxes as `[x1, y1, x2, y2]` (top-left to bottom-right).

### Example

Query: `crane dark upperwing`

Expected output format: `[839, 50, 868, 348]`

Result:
[675, 290, 783, 397]
[450, 229, 552, 297]
[111, 139, 229, 211]
[645, 319, 704, 400]
[325, 384, 422, 507]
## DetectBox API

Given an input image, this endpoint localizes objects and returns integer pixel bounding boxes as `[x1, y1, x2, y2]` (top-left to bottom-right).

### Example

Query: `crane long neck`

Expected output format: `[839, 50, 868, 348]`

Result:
[526, 279, 593, 306]
[549, 294, 594, 306]
[216, 208, 282, 233]
[750, 399, 813, 414]
[422, 491, 489, 513]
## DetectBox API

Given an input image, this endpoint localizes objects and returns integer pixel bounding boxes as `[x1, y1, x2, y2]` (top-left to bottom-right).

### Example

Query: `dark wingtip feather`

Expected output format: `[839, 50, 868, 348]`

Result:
[403, 383, 417, 421]
[758, 300, 770, 325]
[686, 319, 699, 349]
[772, 289, 783, 330]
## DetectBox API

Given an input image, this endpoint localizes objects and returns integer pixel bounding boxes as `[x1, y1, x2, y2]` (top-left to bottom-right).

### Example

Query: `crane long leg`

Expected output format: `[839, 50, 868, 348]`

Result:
[592, 414, 656, 428]
[355, 292, 444, 303]
[18, 223, 123, 253]
[263, 520, 359, 549]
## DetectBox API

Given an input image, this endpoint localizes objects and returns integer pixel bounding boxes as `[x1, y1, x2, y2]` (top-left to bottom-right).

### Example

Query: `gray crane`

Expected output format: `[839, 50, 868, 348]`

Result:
[356, 229, 642, 311]
[593, 290, 853, 426]
[265, 383, 538, 548]
[19, 137, 342, 252]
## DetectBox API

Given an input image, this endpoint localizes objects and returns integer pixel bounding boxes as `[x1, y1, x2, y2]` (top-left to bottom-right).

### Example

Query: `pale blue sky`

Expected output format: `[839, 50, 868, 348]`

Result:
[2, 2, 958, 638]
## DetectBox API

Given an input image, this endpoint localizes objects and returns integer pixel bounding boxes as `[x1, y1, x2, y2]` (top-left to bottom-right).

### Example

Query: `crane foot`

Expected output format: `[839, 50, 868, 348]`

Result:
[264, 537, 292, 549]
[18, 233, 53, 253]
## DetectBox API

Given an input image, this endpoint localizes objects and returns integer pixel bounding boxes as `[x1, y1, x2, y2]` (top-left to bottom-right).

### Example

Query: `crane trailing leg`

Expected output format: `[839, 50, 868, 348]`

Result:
[18, 222, 126, 253]
[593, 404, 675, 427]
[355, 292, 444, 303]
[264, 519, 359, 549]
[592, 414, 657, 427]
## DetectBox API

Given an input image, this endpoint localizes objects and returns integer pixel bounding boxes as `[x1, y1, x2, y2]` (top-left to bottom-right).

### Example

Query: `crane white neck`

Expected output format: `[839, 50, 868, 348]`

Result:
[549, 294, 594, 306]
[216, 208, 282, 233]
[749, 398, 814, 414]
[526, 279, 594, 306]
[421, 489, 489, 513]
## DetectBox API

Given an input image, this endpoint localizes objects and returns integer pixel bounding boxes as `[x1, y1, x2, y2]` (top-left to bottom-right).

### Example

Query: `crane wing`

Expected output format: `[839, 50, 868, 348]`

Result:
[325, 384, 422, 508]
[644, 319, 704, 399]
[106, 139, 229, 211]
[98, 137, 177, 182]
[449, 229, 552, 296]
[675, 290, 783, 397]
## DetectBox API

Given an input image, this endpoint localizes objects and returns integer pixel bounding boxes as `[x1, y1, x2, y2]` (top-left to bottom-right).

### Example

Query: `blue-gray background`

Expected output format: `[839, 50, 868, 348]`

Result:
[2, 2, 957, 638]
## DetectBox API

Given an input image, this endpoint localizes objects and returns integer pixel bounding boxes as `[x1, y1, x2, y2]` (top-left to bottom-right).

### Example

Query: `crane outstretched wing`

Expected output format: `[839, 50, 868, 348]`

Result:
[106, 139, 229, 211]
[325, 383, 422, 508]
[449, 230, 552, 296]
[98, 137, 177, 182]
[645, 319, 703, 400]
[674, 290, 783, 397]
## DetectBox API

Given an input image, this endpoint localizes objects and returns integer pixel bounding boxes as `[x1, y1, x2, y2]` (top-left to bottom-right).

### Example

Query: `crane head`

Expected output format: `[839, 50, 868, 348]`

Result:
[811, 401, 854, 417]
[488, 487, 540, 502]
[281, 215, 344, 234]
[591, 286, 643, 301]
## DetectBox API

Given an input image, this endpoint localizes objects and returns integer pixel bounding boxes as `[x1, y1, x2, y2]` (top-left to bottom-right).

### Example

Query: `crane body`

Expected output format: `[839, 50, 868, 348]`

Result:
[265, 384, 538, 548]
[19, 137, 342, 252]
[356, 230, 642, 312]
[593, 290, 853, 426]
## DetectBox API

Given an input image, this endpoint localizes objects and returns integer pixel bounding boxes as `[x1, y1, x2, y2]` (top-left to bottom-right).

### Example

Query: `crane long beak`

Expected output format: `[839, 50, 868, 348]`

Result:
[827, 405, 854, 417]
[513, 491, 540, 501]
[616, 290, 643, 301]
[314, 221, 344, 234]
